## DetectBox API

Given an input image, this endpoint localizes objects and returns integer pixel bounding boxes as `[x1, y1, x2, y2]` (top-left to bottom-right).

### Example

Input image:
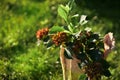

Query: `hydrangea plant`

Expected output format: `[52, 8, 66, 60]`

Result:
[36, 0, 115, 80]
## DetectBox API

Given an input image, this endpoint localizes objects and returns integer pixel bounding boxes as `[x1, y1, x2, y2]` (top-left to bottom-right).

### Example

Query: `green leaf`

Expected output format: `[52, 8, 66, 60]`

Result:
[78, 62, 86, 69]
[76, 53, 86, 61]
[68, 23, 73, 33]
[78, 63, 82, 68]
[79, 15, 88, 25]
[64, 48, 73, 59]
[79, 74, 87, 80]
[64, 5, 70, 13]
[43, 36, 50, 42]
[46, 41, 54, 49]
[87, 49, 103, 61]
[63, 30, 71, 34]
[49, 26, 65, 33]
[103, 69, 111, 77]
[99, 59, 110, 69]
[97, 40, 104, 48]
[58, 5, 68, 21]
[85, 27, 91, 32]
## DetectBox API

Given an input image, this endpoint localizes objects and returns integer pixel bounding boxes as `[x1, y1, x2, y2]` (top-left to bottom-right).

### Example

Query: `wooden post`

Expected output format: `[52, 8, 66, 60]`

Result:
[60, 46, 82, 80]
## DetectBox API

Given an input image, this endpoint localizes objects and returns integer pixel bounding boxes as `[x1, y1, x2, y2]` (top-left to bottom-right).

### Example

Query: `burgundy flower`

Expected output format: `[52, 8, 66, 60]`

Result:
[52, 32, 67, 46]
[103, 32, 115, 58]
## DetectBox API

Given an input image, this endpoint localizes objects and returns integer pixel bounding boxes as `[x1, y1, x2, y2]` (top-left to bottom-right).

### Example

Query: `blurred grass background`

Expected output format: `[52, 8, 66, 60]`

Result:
[0, 0, 120, 80]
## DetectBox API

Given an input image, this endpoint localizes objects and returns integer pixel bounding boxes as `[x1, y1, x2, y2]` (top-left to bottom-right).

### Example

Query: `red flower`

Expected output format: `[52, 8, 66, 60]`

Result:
[36, 28, 49, 39]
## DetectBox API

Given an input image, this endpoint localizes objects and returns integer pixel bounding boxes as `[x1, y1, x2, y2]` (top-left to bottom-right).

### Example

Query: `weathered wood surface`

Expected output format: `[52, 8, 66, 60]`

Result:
[60, 47, 82, 80]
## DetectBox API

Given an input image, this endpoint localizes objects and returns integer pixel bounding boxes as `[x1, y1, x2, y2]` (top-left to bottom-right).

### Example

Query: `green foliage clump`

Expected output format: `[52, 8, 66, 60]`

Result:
[36, 1, 115, 79]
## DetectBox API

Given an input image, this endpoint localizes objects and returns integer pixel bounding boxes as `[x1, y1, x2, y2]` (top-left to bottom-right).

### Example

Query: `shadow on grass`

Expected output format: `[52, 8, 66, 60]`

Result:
[75, 0, 120, 40]
[75, 0, 120, 20]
